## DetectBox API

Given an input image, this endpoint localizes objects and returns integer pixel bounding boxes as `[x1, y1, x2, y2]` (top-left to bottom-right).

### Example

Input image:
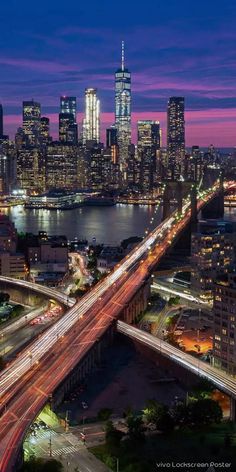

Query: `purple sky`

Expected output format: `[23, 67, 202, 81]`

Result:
[0, 0, 236, 147]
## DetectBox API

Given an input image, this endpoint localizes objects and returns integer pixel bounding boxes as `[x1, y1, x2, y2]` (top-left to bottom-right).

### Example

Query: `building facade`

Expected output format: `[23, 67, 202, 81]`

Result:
[83, 88, 100, 143]
[115, 42, 131, 182]
[191, 221, 235, 303]
[213, 272, 236, 375]
[22, 100, 41, 147]
[167, 97, 185, 179]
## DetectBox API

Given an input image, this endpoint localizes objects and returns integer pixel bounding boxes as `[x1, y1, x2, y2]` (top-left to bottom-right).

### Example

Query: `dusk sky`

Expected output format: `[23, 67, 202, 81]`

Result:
[0, 0, 236, 147]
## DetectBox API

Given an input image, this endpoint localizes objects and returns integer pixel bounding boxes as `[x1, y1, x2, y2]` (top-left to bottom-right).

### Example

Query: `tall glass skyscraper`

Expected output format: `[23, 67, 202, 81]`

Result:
[22, 100, 41, 146]
[83, 88, 100, 144]
[59, 96, 78, 144]
[167, 97, 185, 179]
[115, 42, 131, 182]
[60, 96, 77, 122]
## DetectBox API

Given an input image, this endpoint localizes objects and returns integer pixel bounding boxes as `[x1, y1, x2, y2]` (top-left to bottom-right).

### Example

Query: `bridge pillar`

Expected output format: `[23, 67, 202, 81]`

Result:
[177, 181, 183, 214]
[190, 185, 198, 228]
[230, 397, 236, 422]
[162, 185, 171, 221]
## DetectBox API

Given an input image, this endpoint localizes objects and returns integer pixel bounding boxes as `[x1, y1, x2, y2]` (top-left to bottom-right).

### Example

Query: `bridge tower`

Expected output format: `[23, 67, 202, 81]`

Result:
[190, 184, 198, 229]
[162, 181, 183, 221]
[202, 172, 224, 219]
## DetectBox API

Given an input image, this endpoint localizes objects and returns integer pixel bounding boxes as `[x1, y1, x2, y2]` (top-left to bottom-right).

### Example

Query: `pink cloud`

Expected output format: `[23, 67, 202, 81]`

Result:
[4, 109, 236, 148]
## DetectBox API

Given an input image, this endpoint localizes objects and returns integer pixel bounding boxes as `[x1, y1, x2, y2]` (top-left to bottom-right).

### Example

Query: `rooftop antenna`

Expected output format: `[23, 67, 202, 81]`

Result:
[121, 40, 125, 71]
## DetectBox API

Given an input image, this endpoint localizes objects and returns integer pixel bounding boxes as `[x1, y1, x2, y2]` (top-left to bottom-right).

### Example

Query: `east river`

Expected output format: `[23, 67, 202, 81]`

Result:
[2, 204, 236, 245]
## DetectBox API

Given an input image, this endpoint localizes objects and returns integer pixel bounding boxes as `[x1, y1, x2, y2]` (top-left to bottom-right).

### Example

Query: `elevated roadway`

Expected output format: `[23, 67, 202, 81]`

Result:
[0, 276, 75, 308]
[0, 181, 235, 471]
[117, 321, 236, 399]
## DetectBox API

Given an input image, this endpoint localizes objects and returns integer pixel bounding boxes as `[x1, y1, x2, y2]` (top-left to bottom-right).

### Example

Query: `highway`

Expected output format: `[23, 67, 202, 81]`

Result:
[0, 276, 76, 308]
[117, 321, 236, 398]
[151, 281, 209, 305]
[0, 181, 235, 471]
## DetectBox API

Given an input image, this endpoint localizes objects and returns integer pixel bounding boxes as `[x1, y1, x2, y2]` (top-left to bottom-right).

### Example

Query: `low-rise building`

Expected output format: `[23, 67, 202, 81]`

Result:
[97, 246, 124, 273]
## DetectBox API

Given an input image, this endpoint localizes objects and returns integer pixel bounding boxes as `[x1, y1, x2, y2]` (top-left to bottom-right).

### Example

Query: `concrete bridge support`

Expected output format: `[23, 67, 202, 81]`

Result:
[122, 277, 151, 324]
[230, 397, 236, 421]
[52, 325, 114, 408]
[0, 283, 47, 307]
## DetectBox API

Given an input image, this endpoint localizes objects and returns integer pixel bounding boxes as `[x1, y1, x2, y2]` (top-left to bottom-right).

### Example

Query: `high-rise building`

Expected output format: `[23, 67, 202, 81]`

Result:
[59, 96, 78, 144]
[106, 126, 118, 148]
[137, 120, 161, 192]
[22, 100, 41, 147]
[39, 117, 51, 146]
[0, 104, 3, 137]
[46, 144, 78, 189]
[106, 126, 119, 165]
[167, 97, 185, 179]
[83, 88, 100, 144]
[59, 113, 77, 144]
[17, 148, 45, 193]
[191, 220, 235, 303]
[60, 96, 77, 121]
[213, 271, 236, 375]
[115, 42, 131, 181]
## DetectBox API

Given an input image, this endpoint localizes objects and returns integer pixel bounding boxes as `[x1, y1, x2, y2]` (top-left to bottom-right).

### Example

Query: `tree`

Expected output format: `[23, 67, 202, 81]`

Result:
[0, 292, 10, 304]
[126, 414, 144, 441]
[143, 400, 174, 433]
[188, 399, 222, 425]
[22, 458, 63, 472]
[97, 408, 113, 421]
[105, 420, 123, 450]
[190, 379, 215, 400]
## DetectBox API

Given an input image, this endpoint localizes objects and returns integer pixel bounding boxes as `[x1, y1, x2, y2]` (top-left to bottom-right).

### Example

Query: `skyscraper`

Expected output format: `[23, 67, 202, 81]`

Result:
[167, 97, 185, 179]
[83, 88, 100, 143]
[115, 42, 131, 181]
[60, 96, 77, 121]
[22, 100, 41, 147]
[59, 96, 78, 144]
[137, 120, 161, 192]
[40, 117, 51, 146]
[0, 105, 3, 137]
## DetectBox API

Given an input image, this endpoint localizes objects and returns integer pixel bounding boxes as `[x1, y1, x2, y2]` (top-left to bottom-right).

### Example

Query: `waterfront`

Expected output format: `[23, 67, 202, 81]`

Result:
[1, 203, 236, 245]
[4, 204, 160, 245]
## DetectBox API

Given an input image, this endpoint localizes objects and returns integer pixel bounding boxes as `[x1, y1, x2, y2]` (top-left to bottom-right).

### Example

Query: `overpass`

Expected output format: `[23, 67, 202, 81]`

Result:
[117, 321, 236, 400]
[0, 276, 75, 308]
[0, 181, 235, 471]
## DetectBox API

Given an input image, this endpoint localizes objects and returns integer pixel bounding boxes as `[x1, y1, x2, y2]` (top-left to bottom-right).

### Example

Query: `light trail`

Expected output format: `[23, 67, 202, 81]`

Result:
[117, 321, 236, 398]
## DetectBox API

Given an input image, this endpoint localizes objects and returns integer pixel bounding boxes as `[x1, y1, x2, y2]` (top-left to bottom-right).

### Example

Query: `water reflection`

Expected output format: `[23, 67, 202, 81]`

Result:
[3, 204, 162, 245]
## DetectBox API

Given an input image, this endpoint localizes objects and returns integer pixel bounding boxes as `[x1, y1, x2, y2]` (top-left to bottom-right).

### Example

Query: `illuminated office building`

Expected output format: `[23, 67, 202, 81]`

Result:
[138, 120, 161, 192]
[167, 97, 185, 179]
[191, 221, 235, 303]
[22, 100, 41, 147]
[46, 144, 78, 189]
[83, 88, 100, 143]
[115, 42, 131, 181]
[17, 148, 45, 193]
[60, 96, 77, 121]
[40, 117, 51, 146]
[213, 271, 236, 375]
[59, 96, 78, 144]
[106, 126, 119, 165]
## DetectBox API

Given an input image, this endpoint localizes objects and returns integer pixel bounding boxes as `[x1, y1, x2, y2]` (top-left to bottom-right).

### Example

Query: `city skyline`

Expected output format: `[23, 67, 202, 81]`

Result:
[0, 0, 235, 147]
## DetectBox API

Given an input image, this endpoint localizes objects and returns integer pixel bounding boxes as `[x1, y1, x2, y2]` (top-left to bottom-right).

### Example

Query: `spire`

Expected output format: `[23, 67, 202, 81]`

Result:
[121, 40, 125, 71]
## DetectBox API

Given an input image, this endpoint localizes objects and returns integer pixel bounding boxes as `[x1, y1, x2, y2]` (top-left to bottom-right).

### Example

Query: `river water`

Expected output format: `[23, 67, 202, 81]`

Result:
[2, 204, 236, 245]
